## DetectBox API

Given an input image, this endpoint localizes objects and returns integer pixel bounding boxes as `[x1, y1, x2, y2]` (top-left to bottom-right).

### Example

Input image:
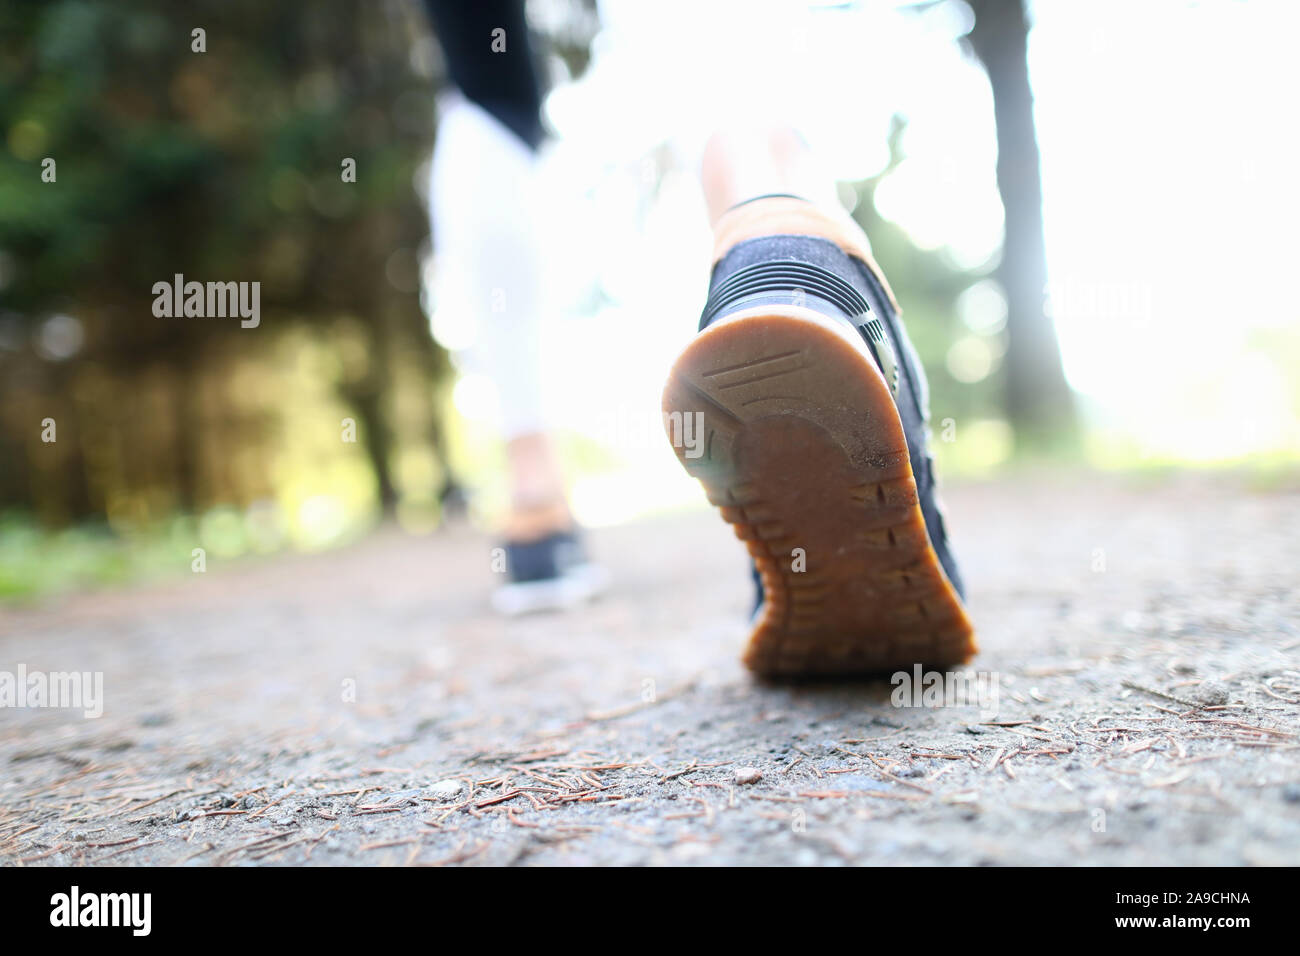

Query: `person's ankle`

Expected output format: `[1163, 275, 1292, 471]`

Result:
[710, 194, 854, 256]
[502, 498, 574, 543]
[505, 431, 566, 499]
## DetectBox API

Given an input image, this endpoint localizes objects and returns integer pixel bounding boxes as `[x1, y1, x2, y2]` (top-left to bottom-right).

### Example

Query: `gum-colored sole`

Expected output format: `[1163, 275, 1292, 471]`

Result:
[662, 305, 977, 677]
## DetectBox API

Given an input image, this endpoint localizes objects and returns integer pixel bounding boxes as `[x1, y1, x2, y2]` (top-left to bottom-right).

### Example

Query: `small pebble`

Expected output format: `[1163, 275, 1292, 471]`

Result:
[429, 779, 464, 799]
[734, 767, 762, 785]
[1190, 680, 1231, 707]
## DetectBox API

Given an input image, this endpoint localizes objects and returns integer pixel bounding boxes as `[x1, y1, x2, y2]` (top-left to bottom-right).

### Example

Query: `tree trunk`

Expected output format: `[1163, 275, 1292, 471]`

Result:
[341, 311, 399, 516]
[968, 0, 1076, 451]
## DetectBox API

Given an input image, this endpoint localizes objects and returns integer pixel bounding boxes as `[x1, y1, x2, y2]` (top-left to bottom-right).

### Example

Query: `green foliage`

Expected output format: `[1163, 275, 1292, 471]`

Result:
[0, 0, 451, 526]
[1, 0, 435, 317]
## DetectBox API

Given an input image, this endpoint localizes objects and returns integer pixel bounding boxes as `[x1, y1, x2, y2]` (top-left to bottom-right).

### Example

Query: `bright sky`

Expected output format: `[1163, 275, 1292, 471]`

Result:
[433, 0, 1300, 523]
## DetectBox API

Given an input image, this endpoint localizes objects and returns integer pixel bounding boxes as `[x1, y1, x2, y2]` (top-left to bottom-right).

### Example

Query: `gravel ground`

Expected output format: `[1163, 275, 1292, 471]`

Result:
[1, 470, 1297, 866]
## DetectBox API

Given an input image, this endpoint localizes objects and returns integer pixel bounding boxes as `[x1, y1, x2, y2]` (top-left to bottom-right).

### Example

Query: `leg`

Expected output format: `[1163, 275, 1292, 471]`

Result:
[424, 0, 606, 612]
[424, 0, 570, 533]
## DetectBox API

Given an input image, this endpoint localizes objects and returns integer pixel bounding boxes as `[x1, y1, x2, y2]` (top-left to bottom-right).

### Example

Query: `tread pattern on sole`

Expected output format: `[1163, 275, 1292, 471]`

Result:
[663, 306, 977, 677]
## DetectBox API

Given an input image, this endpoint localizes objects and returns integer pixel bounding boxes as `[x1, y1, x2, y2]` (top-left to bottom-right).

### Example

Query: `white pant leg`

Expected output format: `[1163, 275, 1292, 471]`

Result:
[429, 96, 548, 439]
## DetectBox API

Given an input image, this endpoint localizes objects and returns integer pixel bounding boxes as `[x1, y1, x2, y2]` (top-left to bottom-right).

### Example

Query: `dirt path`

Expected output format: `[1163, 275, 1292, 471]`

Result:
[2, 471, 1297, 866]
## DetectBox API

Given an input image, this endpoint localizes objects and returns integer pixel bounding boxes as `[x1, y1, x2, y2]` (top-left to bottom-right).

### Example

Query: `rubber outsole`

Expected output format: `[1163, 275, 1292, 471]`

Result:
[662, 304, 977, 677]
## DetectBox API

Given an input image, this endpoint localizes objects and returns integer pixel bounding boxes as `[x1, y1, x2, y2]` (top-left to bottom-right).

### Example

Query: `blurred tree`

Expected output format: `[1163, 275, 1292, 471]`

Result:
[966, 0, 1077, 451]
[0, 0, 452, 524]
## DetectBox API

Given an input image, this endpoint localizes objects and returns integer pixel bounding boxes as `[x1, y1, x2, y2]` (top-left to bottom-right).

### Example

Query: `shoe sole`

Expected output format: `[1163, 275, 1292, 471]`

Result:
[662, 304, 977, 677]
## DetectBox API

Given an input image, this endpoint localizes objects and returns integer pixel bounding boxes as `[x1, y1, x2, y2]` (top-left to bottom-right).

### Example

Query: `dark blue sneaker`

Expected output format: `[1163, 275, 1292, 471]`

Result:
[662, 196, 976, 676]
[491, 529, 609, 616]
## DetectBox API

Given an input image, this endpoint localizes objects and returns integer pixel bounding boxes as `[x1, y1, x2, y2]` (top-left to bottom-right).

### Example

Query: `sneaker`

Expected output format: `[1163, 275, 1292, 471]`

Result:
[490, 528, 609, 616]
[662, 196, 976, 676]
